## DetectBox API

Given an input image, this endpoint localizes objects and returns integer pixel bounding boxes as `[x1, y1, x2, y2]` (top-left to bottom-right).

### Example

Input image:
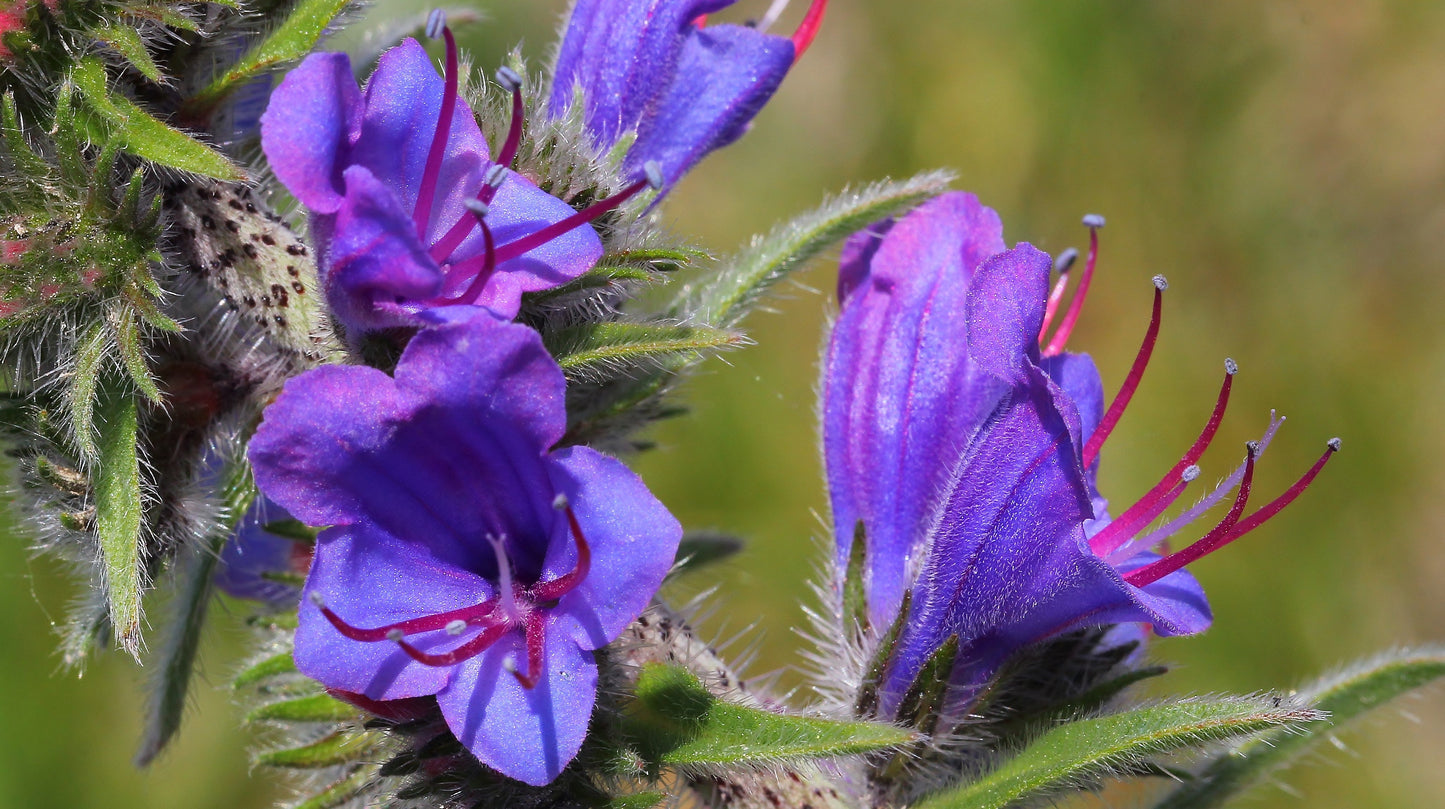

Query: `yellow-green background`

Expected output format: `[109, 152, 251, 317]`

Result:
[1, 1, 1441, 807]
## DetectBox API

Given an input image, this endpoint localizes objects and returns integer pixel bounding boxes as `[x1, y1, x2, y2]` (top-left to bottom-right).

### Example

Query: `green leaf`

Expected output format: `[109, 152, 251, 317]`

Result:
[895, 635, 958, 734]
[601, 793, 665, 809]
[622, 663, 916, 770]
[547, 321, 744, 376]
[186, 0, 352, 113]
[293, 767, 380, 809]
[92, 25, 164, 83]
[914, 697, 1322, 809]
[248, 694, 358, 724]
[262, 518, 318, 543]
[673, 170, 954, 327]
[668, 531, 744, 579]
[94, 387, 144, 658]
[1153, 646, 1445, 809]
[856, 590, 910, 719]
[69, 320, 110, 460]
[135, 457, 258, 765]
[234, 651, 298, 689]
[71, 58, 242, 180]
[258, 731, 384, 769]
[109, 305, 161, 403]
[843, 521, 868, 640]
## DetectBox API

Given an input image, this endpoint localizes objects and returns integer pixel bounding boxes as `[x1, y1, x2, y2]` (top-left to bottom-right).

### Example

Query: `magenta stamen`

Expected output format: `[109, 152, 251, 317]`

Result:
[413, 24, 459, 238]
[316, 595, 501, 643]
[1132, 412, 1283, 552]
[495, 69, 526, 172]
[1221, 439, 1339, 538]
[1043, 222, 1101, 357]
[1088, 364, 1236, 557]
[438, 213, 497, 306]
[397, 623, 510, 667]
[1124, 445, 1260, 587]
[1082, 277, 1165, 468]
[530, 507, 593, 602]
[447, 175, 654, 279]
[1037, 271, 1071, 347]
[508, 612, 548, 689]
[791, 0, 828, 60]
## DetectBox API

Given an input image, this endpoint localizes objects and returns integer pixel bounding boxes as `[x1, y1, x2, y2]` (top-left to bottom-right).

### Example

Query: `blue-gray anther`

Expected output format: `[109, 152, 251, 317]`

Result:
[1182, 464, 1201, 482]
[1328, 437, 1342, 451]
[464, 198, 489, 219]
[1152, 274, 1168, 291]
[426, 9, 447, 40]
[1225, 357, 1239, 375]
[643, 160, 664, 191]
[496, 66, 523, 93]
[484, 163, 508, 188]
[1246, 441, 1260, 457]
[1053, 247, 1079, 273]
[1082, 213, 1106, 229]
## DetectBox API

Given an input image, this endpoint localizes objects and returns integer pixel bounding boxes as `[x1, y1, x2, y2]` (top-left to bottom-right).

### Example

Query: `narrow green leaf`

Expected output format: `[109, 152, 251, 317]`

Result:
[71, 58, 242, 180]
[602, 793, 665, 809]
[856, 590, 911, 719]
[94, 388, 144, 658]
[263, 518, 319, 543]
[293, 767, 379, 809]
[547, 321, 744, 375]
[187, 0, 352, 112]
[1154, 646, 1445, 809]
[623, 663, 916, 768]
[69, 320, 110, 460]
[135, 457, 257, 765]
[2, 92, 50, 181]
[843, 521, 869, 640]
[673, 170, 954, 327]
[258, 731, 383, 769]
[93, 25, 164, 83]
[669, 531, 744, 579]
[914, 697, 1322, 809]
[109, 305, 161, 403]
[248, 694, 358, 724]
[234, 651, 298, 689]
[896, 635, 958, 734]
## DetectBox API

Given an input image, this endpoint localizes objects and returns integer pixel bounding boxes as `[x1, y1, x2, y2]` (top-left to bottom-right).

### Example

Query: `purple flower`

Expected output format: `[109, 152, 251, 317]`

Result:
[248, 314, 682, 785]
[261, 20, 661, 333]
[550, 0, 827, 192]
[823, 192, 1338, 717]
[214, 499, 308, 606]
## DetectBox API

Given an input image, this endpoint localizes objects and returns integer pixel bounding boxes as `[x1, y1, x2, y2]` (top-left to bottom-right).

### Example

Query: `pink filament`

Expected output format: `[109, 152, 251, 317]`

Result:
[318, 597, 500, 643]
[1082, 282, 1163, 468]
[1037, 272, 1071, 347]
[413, 25, 459, 238]
[1124, 447, 1258, 587]
[1088, 368, 1235, 557]
[791, 0, 829, 60]
[1043, 226, 1099, 357]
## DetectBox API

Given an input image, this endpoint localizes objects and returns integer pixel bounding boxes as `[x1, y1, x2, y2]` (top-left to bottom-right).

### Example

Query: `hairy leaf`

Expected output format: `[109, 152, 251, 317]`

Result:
[248, 694, 358, 724]
[257, 731, 384, 769]
[913, 697, 1322, 809]
[94, 387, 144, 657]
[622, 663, 916, 770]
[1153, 646, 1445, 809]
[668, 531, 745, 579]
[187, 0, 353, 113]
[673, 171, 954, 327]
[92, 25, 164, 83]
[547, 321, 743, 377]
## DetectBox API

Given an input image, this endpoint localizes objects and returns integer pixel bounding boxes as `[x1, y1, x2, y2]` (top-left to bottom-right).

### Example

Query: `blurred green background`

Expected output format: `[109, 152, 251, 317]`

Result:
[2, 0, 1442, 806]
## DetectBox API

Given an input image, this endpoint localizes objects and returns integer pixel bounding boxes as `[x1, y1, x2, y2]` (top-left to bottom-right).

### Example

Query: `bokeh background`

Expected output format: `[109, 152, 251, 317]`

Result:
[1, 0, 1442, 807]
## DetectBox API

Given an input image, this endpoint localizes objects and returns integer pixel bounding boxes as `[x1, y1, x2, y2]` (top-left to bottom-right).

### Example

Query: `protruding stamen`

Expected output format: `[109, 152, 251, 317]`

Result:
[484, 163, 508, 189]
[387, 628, 404, 642]
[315, 595, 502, 642]
[530, 507, 593, 602]
[1082, 276, 1165, 467]
[1043, 216, 1104, 356]
[459, 176, 651, 270]
[464, 198, 489, 218]
[790, 0, 828, 61]
[428, 167, 507, 263]
[1125, 442, 1261, 587]
[1134, 411, 1283, 552]
[413, 19, 460, 238]
[397, 623, 509, 667]
[494, 66, 525, 171]
[436, 204, 498, 305]
[1182, 464, 1201, 482]
[1037, 249, 1076, 345]
[507, 612, 547, 689]
[1089, 363, 1236, 556]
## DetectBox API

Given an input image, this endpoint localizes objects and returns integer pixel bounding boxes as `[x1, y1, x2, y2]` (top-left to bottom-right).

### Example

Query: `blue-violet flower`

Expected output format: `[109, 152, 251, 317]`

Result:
[261, 19, 661, 332]
[248, 314, 682, 785]
[823, 192, 1338, 717]
[550, 0, 827, 193]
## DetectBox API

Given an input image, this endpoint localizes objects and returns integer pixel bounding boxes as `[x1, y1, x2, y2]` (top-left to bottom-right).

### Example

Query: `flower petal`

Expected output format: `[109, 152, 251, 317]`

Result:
[348, 38, 491, 244]
[966, 243, 1054, 384]
[260, 52, 362, 214]
[296, 523, 493, 701]
[823, 192, 1007, 626]
[324, 166, 443, 330]
[438, 630, 598, 786]
[544, 446, 682, 649]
